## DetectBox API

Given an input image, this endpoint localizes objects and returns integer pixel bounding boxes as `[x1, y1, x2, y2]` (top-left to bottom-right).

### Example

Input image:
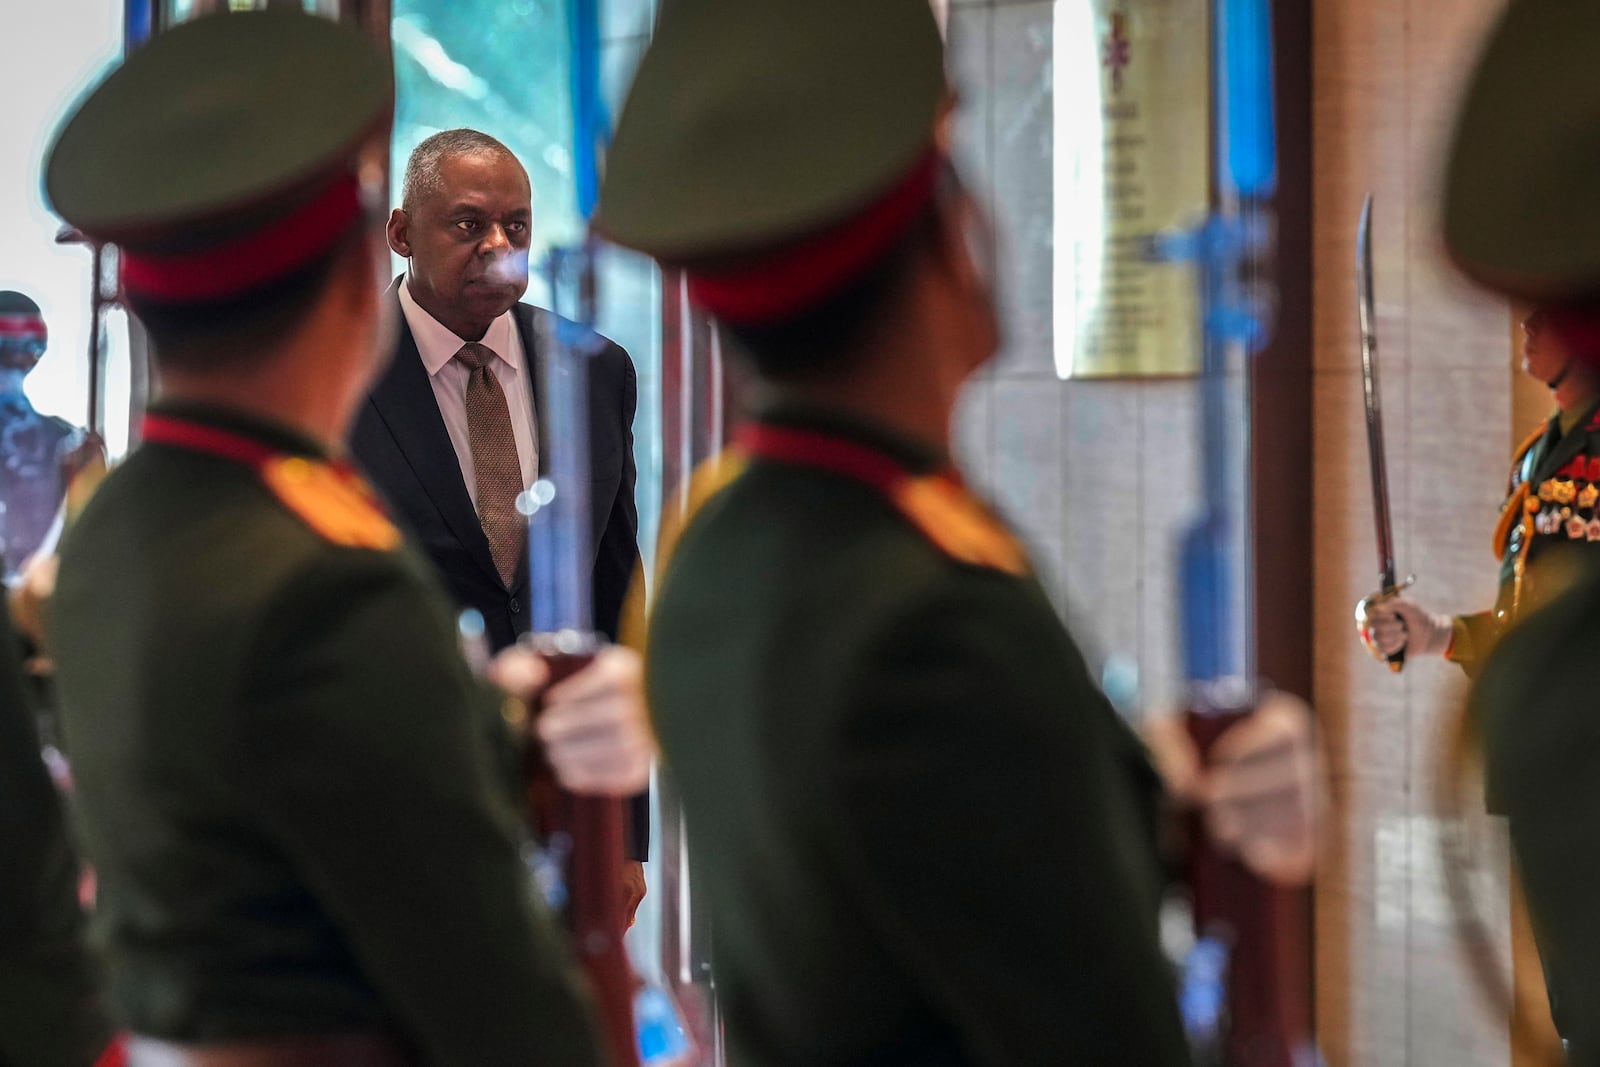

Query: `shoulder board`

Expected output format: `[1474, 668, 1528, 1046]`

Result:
[624, 450, 749, 652]
[261, 456, 401, 551]
[656, 451, 749, 571]
[890, 475, 1030, 577]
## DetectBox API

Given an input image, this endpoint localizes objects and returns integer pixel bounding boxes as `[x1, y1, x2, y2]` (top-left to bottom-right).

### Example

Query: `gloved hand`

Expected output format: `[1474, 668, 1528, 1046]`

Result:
[1359, 596, 1454, 658]
[489, 644, 656, 796]
[6, 552, 58, 651]
[1201, 692, 1320, 887]
[1142, 692, 1322, 887]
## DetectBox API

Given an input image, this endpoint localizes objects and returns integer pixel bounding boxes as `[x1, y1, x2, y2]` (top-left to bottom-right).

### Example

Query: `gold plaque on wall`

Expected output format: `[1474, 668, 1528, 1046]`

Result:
[1054, 0, 1209, 378]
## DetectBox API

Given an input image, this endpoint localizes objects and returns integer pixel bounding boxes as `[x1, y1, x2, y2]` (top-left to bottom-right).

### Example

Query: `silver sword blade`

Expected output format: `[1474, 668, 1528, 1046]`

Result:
[1358, 194, 1398, 592]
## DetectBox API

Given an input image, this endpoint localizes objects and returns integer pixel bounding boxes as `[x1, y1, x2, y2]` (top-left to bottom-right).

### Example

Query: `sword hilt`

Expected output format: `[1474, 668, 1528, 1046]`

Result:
[1354, 575, 1416, 673]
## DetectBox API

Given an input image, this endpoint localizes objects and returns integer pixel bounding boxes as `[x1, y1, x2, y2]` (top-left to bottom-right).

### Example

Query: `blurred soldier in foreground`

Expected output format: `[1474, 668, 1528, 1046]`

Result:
[42, 11, 650, 1064]
[1439, 0, 1600, 1060]
[0, 594, 112, 1066]
[598, 1, 1316, 1062]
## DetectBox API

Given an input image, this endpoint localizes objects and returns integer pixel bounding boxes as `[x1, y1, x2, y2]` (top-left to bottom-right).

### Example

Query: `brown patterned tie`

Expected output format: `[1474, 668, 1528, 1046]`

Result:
[456, 341, 524, 586]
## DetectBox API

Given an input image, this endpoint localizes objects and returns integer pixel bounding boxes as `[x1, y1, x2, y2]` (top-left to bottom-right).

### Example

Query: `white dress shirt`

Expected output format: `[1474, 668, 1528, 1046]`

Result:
[398, 276, 539, 507]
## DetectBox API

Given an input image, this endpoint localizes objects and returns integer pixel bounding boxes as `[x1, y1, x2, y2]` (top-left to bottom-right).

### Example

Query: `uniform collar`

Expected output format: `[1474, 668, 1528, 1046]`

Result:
[748, 401, 951, 477]
[143, 400, 329, 461]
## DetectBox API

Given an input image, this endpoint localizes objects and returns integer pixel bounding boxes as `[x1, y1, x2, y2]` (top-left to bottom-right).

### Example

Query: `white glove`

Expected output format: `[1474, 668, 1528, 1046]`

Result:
[1201, 692, 1320, 887]
[1142, 692, 1322, 888]
[7, 552, 58, 650]
[489, 644, 656, 797]
[1362, 597, 1454, 658]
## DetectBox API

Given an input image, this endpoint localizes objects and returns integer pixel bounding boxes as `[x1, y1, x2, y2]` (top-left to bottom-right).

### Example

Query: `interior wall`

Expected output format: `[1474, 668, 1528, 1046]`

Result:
[1311, 0, 1533, 1063]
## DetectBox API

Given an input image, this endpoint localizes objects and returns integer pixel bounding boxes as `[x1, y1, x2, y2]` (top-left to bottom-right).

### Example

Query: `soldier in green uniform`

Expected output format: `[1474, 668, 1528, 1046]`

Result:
[0, 594, 112, 1066]
[1359, 304, 1600, 676]
[597, 1, 1316, 1062]
[41, 11, 652, 1065]
[1435, 0, 1600, 1059]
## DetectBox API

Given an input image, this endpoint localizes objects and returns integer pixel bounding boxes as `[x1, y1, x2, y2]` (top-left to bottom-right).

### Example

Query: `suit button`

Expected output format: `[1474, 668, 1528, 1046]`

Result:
[509, 597, 522, 615]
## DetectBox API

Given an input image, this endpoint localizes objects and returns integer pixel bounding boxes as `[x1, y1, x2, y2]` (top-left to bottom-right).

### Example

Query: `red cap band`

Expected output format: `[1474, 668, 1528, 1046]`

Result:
[686, 149, 942, 325]
[0, 315, 46, 339]
[120, 175, 362, 304]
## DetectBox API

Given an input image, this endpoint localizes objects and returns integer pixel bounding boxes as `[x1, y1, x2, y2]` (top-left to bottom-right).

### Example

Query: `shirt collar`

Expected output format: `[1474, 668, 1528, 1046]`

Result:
[399, 274, 519, 377]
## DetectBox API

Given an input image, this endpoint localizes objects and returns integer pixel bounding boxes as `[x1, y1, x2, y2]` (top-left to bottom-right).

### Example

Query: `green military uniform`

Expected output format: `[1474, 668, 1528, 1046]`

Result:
[52, 403, 595, 1061]
[1451, 399, 1600, 675]
[645, 409, 1187, 1064]
[1442, 0, 1600, 1058]
[598, 1, 1189, 1062]
[41, 12, 599, 1065]
[0, 596, 110, 1066]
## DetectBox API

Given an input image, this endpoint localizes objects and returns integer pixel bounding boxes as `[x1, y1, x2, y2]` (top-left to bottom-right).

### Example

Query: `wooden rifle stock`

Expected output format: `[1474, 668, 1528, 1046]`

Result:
[1184, 709, 1313, 1067]
[527, 647, 640, 1067]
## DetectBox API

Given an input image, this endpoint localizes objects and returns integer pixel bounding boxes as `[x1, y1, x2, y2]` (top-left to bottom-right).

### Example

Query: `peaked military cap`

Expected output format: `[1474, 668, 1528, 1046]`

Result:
[1442, 0, 1600, 301]
[44, 10, 391, 305]
[597, 0, 947, 324]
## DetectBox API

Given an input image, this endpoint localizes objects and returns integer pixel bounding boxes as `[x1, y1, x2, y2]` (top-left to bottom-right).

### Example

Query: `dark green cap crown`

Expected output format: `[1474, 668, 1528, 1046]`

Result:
[45, 10, 390, 245]
[1443, 0, 1600, 300]
[597, 0, 946, 262]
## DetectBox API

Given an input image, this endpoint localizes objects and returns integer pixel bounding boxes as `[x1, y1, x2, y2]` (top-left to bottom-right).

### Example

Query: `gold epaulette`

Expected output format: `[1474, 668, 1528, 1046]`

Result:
[619, 450, 749, 651]
[1492, 423, 1553, 562]
[890, 475, 1030, 577]
[1493, 483, 1532, 562]
[261, 456, 401, 551]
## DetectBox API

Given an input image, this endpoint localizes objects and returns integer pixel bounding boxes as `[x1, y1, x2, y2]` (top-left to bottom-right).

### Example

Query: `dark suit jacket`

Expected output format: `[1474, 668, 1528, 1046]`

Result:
[351, 281, 646, 857]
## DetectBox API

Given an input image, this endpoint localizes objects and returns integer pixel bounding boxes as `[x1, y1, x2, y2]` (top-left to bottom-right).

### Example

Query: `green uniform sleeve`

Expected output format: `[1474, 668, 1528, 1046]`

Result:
[826, 577, 1190, 1065]
[237, 554, 602, 1067]
[0, 598, 111, 1067]
[1446, 611, 1498, 677]
[1472, 588, 1600, 1055]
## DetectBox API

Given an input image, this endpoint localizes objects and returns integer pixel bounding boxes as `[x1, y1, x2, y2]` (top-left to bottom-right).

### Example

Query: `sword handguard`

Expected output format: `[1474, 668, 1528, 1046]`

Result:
[1354, 575, 1416, 672]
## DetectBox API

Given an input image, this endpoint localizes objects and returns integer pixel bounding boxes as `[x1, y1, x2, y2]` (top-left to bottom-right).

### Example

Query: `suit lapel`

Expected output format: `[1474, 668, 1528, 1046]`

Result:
[515, 304, 552, 471]
[369, 285, 503, 589]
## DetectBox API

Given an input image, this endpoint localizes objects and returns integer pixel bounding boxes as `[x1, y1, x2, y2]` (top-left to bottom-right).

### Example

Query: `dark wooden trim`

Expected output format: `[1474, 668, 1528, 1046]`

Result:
[1250, 0, 1316, 1046]
[1252, 0, 1313, 702]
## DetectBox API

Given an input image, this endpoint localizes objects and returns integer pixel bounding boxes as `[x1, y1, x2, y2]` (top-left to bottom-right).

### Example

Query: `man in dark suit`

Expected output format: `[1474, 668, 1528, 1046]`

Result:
[352, 129, 638, 650]
[350, 129, 648, 878]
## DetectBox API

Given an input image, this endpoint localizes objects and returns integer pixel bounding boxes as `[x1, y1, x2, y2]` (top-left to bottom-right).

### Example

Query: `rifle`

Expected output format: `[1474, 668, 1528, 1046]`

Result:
[520, 3, 639, 1063]
[1151, 0, 1316, 1062]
